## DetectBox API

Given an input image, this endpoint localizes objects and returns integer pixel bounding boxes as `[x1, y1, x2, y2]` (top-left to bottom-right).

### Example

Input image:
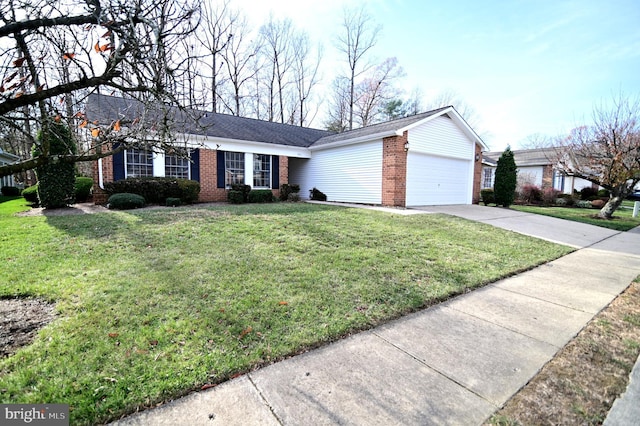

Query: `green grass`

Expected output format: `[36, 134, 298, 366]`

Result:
[512, 201, 640, 231]
[0, 198, 573, 425]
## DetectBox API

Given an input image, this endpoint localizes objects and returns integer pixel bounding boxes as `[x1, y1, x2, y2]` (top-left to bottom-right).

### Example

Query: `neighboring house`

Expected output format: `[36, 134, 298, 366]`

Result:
[0, 148, 19, 188]
[89, 94, 487, 207]
[482, 147, 596, 194]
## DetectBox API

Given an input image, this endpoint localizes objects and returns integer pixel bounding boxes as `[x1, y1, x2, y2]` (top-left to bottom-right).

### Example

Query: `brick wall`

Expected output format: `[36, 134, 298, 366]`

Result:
[92, 146, 114, 205]
[472, 143, 482, 204]
[198, 149, 226, 202]
[541, 165, 553, 189]
[381, 132, 408, 207]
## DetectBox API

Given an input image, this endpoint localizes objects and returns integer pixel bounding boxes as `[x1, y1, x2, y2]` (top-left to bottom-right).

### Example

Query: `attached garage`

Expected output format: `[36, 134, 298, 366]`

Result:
[293, 107, 485, 207]
[406, 153, 473, 206]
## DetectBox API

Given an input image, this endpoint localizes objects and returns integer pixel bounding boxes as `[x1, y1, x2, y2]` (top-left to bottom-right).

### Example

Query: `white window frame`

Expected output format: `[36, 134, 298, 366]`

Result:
[253, 154, 271, 189]
[483, 168, 493, 189]
[126, 147, 154, 178]
[165, 149, 190, 179]
[225, 151, 245, 188]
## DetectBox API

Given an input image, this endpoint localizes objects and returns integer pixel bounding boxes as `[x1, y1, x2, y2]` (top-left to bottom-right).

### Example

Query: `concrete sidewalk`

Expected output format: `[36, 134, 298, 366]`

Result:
[112, 205, 640, 425]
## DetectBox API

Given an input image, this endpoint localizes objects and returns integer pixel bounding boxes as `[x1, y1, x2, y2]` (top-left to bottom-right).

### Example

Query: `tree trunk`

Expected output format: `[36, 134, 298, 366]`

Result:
[598, 196, 624, 219]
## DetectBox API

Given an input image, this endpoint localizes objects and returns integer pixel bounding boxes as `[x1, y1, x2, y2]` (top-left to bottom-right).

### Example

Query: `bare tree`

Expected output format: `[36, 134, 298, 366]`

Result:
[219, 14, 259, 116]
[554, 94, 640, 219]
[353, 57, 404, 127]
[324, 76, 350, 132]
[196, 0, 236, 113]
[289, 33, 322, 126]
[259, 16, 295, 123]
[0, 0, 200, 178]
[335, 5, 381, 130]
[425, 88, 480, 128]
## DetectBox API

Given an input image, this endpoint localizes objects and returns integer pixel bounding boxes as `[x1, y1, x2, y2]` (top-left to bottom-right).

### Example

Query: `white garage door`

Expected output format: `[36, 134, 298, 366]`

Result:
[406, 152, 472, 206]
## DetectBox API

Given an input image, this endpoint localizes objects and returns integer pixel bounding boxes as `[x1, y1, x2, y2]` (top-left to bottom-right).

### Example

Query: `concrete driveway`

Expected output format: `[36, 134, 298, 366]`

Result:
[412, 204, 622, 248]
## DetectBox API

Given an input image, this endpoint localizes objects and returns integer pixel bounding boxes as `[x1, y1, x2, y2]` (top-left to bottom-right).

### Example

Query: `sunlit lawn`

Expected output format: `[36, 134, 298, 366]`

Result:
[0, 197, 573, 425]
[512, 200, 640, 232]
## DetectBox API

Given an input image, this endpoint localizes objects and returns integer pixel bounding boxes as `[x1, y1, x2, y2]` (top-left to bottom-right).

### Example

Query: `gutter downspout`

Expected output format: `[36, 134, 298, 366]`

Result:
[98, 158, 104, 189]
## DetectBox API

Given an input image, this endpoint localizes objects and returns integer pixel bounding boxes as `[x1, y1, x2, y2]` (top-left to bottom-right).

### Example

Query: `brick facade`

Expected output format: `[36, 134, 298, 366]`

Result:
[472, 143, 482, 204]
[381, 132, 408, 207]
[93, 147, 288, 204]
[92, 146, 114, 205]
[541, 164, 553, 189]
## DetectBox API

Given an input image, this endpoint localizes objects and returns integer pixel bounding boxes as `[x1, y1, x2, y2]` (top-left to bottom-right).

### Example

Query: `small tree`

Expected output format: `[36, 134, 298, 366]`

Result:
[555, 94, 640, 219]
[494, 147, 518, 207]
[34, 120, 77, 208]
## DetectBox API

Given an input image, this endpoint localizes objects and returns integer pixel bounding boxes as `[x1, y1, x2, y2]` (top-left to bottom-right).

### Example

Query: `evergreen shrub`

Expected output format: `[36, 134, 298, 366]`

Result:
[248, 189, 274, 203]
[480, 188, 495, 205]
[227, 190, 244, 204]
[493, 148, 517, 207]
[33, 121, 77, 208]
[74, 177, 93, 202]
[1, 186, 20, 196]
[22, 184, 39, 203]
[107, 193, 146, 210]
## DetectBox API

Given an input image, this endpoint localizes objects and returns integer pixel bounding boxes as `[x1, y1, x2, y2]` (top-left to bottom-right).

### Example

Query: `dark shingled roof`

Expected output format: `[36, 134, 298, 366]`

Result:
[86, 94, 456, 149]
[86, 93, 331, 148]
[311, 106, 452, 147]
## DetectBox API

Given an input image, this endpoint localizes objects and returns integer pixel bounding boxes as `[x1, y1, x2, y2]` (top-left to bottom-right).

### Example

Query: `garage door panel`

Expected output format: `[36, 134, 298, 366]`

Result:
[406, 153, 471, 206]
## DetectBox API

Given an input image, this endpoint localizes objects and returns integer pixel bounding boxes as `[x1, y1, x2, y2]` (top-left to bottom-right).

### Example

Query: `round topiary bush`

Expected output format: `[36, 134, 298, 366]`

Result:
[74, 177, 93, 202]
[22, 184, 39, 204]
[107, 193, 146, 210]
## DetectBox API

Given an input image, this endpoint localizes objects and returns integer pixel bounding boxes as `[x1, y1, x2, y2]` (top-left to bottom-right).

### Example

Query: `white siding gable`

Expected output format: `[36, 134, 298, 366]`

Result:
[408, 116, 475, 160]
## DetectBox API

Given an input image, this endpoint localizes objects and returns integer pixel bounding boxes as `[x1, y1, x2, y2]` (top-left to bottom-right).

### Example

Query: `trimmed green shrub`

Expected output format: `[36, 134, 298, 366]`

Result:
[493, 147, 517, 207]
[22, 184, 39, 203]
[33, 121, 77, 208]
[576, 200, 592, 208]
[279, 183, 301, 201]
[480, 188, 495, 205]
[597, 189, 610, 198]
[580, 186, 599, 200]
[1, 186, 20, 196]
[557, 193, 575, 206]
[166, 197, 181, 207]
[177, 179, 200, 204]
[74, 177, 93, 202]
[104, 177, 200, 204]
[227, 190, 244, 204]
[107, 193, 146, 210]
[310, 187, 327, 201]
[554, 197, 568, 206]
[287, 192, 301, 202]
[248, 189, 274, 203]
[230, 183, 251, 203]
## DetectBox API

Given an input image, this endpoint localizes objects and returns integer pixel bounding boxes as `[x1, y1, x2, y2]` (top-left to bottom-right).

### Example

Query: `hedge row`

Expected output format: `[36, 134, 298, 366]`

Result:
[104, 177, 200, 204]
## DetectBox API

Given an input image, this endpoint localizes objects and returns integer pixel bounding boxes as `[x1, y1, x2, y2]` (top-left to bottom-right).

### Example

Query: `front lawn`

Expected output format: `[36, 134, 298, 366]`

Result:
[512, 201, 640, 231]
[0, 198, 572, 425]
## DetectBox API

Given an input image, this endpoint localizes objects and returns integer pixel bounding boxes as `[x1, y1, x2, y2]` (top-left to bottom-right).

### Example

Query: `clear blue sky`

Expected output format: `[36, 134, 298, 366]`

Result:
[236, 0, 640, 151]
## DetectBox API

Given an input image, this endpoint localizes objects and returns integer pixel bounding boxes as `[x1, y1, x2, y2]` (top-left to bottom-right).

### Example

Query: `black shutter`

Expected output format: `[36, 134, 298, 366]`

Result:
[272, 155, 279, 189]
[113, 143, 125, 181]
[190, 149, 200, 182]
[217, 150, 225, 188]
